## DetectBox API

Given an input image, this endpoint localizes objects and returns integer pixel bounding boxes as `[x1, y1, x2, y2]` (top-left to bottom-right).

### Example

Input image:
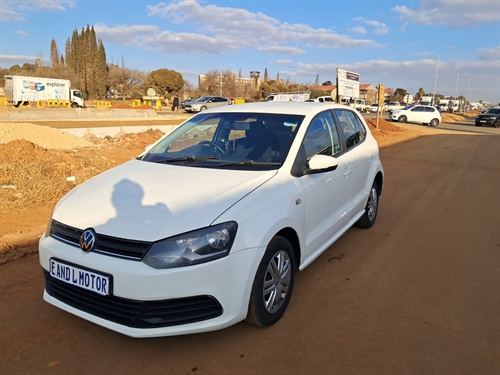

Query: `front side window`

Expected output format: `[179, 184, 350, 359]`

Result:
[302, 111, 341, 160]
[334, 109, 366, 149]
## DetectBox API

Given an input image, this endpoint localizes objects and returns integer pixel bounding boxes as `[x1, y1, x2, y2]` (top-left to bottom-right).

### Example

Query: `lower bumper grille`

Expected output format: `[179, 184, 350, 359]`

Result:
[43, 270, 223, 328]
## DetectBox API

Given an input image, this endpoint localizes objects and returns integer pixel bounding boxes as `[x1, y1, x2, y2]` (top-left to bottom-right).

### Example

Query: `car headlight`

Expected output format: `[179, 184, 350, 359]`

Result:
[142, 222, 238, 269]
[192, 105, 200, 110]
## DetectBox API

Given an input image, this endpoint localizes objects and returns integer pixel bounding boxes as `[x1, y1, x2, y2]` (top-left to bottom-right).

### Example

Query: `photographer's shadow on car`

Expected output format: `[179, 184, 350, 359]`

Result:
[95, 178, 170, 235]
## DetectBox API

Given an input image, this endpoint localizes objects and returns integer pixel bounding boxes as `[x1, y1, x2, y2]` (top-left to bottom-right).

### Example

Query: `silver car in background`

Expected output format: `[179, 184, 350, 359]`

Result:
[184, 96, 229, 113]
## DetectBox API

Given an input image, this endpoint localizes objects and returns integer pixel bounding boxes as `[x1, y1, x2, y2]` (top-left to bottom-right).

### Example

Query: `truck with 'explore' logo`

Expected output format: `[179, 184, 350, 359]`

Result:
[4, 75, 85, 108]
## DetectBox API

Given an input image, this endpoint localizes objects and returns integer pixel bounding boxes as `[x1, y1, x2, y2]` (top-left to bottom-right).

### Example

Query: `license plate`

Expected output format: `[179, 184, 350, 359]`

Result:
[480, 120, 486, 122]
[49, 258, 111, 296]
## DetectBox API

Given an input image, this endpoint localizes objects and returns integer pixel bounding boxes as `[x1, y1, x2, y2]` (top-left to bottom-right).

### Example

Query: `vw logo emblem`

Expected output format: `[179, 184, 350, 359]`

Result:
[80, 228, 96, 252]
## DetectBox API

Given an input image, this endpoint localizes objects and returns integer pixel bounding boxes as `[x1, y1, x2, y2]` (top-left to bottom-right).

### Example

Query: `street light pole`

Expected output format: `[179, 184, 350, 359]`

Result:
[287, 65, 299, 92]
[206, 50, 222, 96]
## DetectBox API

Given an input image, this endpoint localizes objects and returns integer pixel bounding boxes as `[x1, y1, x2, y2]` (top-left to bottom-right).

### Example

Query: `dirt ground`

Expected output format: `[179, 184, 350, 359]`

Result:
[0, 111, 478, 264]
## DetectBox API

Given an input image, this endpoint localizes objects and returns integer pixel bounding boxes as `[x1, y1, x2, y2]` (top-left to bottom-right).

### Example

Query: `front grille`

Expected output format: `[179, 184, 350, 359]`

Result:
[44, 270, 223, 328]
[50, 220, 151, 260]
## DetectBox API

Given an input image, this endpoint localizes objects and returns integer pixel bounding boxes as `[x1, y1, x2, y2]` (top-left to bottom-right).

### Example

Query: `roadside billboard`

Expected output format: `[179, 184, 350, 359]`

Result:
[336, 68, 360, 99]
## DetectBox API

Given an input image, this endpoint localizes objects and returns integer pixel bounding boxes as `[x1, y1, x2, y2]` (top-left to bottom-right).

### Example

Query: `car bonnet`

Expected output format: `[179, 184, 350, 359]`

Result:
[52, 159, 276, 242]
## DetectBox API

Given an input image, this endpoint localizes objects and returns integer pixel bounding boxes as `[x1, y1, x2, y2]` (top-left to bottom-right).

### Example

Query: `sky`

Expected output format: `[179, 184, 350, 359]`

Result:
[1, 0, 499, 104]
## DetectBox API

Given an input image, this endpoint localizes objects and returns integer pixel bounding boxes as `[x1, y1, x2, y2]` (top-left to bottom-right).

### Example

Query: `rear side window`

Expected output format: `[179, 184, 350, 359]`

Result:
[333, 109, 366, 150]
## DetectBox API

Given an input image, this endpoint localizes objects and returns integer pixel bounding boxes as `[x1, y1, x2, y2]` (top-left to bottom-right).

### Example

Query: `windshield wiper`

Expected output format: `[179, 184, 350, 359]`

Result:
[219, 160, 282, 167]
[155, 156, 218, 163]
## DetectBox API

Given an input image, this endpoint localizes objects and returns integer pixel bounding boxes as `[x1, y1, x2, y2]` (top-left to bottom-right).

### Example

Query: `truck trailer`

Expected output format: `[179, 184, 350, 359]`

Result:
[4, 75, 84, 108]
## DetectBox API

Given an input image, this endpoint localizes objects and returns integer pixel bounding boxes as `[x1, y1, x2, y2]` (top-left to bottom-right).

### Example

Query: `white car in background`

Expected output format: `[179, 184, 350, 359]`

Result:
[368, 103, 383, 113]
[390, 104, 441, 127]
[39, 102, 384, 338]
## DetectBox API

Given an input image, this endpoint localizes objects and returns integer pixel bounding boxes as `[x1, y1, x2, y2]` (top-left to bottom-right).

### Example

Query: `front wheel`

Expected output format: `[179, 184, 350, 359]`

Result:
[356, 181, 380, 229]
[246, 236, 296, 327]
[398, 115, 407, 122]
[200, 106, 207, 112]
[494, 119, 499, 128]
[71, 102, 79, 108]
[429, 118, 439, 127]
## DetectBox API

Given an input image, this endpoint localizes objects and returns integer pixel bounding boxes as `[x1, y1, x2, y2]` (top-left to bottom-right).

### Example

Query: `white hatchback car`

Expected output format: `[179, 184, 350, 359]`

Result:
[390, 104, 441, 126]
[39, 102, 384, 337]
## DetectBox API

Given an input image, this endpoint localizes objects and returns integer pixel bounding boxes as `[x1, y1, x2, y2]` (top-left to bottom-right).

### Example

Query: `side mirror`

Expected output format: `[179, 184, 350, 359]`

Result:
[303, 154, 338, 175]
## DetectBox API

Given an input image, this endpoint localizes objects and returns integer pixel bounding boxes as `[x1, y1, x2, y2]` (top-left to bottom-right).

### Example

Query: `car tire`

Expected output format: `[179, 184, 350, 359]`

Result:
[429, 118, 439, 127]
[246, 236, 296, 327]
[494, 119, 499, 128]
[355, 181, 380, 229]
[476, 122, 482, 127]
[71, 102, 79, 108]
[398, 115, 407, 122]
[200, 106, 207, 112]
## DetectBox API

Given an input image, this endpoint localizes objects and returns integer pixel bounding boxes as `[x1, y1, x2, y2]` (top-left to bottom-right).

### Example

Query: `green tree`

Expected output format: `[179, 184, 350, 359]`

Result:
[143, 68, 184, 95]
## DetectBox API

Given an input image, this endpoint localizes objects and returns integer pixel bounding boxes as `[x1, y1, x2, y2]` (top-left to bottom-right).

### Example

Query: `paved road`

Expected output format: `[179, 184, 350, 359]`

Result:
[1, 132, 499, 375]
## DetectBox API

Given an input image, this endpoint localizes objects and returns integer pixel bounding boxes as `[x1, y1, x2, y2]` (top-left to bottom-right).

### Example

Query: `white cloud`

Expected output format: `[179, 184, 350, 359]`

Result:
[141, 0, 378, 54]
[353, 17, 389, 36]
[0, 54, 37, 66]
[392, 0, 500, 27]
[1, 0, 75, 22]
[23, 0, 76, 11]
[0, 7, 26, 22]
[350, 26, 367, 35]
[477, 46, 500, 61]
[276, 59, 293, 65]
[16, 30, 29, 36]
[94, 23, 160, 46]
[258, 46, 306, 55]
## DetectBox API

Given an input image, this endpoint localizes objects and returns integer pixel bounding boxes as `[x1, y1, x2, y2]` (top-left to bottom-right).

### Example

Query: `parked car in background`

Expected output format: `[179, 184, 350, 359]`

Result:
[385, 101, 401, 112]
[181, 98, 197, 109]
[390, 104, 441, 127]
[306, 96, 335, 103]
[475, 108, 500, 127]
[184, 96, 229, 112]
[369, 103, 383, 113]
[39, 102, 384, 338]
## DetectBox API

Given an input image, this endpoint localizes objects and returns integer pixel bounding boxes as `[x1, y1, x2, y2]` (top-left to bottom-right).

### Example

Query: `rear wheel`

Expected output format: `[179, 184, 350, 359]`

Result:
[356, 181, 380, 229]
[246, 236, 296, 327]
[429, 118, 439, 127]
[398, 115, 407, 122]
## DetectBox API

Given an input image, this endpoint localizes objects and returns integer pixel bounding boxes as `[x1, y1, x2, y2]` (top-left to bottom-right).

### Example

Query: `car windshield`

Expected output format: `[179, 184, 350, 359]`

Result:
[194, 96, 212, 103]
[485, 108, 500, 114]
[140, 112, 304, 170]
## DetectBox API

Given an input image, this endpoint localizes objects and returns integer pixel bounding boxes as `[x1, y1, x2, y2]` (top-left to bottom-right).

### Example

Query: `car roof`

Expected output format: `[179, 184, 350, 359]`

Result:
[201, 101, 352, 116]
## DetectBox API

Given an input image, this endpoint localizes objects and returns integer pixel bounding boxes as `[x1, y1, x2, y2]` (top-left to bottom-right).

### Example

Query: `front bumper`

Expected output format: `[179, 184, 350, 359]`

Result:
[39, 235, 265, 337]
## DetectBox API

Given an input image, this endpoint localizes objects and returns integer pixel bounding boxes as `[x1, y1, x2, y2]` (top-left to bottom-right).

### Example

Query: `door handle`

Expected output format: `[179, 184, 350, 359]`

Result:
[343, 168, 351, 177]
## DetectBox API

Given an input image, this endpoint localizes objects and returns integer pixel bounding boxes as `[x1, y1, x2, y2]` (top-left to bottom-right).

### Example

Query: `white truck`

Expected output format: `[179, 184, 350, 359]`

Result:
[4, 75, 84, 108]
[438, 99, 461, 112]
[385, 101, 402, 111]
[265, 92, 310, 102]
[340, 97, 368, 112]
[419, 96, 435, 106]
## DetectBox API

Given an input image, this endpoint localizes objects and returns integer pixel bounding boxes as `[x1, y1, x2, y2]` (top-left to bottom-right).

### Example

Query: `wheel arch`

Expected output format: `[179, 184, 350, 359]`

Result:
[274, 227, 301, 269]
[374, 171, 384, 197]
